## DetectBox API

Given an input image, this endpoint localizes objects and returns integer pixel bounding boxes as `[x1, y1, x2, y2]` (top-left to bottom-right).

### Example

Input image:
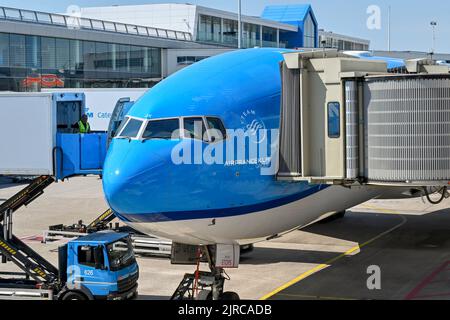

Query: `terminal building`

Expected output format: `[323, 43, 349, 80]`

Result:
[319, 30, 370, 51]
[0, 3, 322, 92]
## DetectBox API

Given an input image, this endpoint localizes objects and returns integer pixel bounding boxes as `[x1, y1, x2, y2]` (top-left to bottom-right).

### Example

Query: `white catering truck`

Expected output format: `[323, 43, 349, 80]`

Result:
[43, 88, 148, 131]
[0, 92, 106, 179]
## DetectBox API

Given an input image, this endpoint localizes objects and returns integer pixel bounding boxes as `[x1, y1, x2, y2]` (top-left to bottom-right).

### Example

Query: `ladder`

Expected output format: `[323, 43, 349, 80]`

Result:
[0, 176, 59, 285]
[170, 271, 216, 300]
[171, 273, 196, 300]
[86, 208, 115, 232]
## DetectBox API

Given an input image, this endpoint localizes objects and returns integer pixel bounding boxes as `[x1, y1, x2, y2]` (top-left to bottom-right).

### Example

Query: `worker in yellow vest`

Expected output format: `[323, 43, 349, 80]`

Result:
[76, 114, 91, 134]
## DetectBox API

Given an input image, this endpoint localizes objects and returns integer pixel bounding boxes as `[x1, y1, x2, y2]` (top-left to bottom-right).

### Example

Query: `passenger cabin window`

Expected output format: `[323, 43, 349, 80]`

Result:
[143, 119, 180, 140]
[328, 102, 341, 138]
[78, 245, 104, 268]
[183, 117, 207, 141]
[206, 117, 227, 141]
[117, 118, 143, 139]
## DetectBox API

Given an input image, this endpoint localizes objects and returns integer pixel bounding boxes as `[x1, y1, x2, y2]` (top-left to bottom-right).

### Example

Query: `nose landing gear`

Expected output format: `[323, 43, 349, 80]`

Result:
[171, 245, 240, 301]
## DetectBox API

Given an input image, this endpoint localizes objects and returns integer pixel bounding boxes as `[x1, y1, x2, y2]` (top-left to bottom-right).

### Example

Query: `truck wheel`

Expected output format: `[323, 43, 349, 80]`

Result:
[221, 292, 240, 300]
[62, 291, 87, 301]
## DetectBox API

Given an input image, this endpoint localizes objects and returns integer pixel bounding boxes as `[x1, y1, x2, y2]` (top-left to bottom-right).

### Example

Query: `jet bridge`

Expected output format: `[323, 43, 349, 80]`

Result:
[278, 50, 450, 187]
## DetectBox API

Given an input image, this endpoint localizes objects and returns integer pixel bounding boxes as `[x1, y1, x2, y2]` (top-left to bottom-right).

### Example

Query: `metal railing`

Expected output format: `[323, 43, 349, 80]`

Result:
[0, 6, 193, 42]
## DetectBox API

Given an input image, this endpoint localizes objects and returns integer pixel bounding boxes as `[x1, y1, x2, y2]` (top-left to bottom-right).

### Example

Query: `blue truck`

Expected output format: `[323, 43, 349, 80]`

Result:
[0, 92, 139, 300]
[0, 180, 139, 300]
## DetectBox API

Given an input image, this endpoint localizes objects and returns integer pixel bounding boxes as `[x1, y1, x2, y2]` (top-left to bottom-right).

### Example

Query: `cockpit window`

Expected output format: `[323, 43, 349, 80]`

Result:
[143, 119, 180, 140]
[183, 117, 207, 141]
[206, 117, 227, 141]
[117, 118, 143, 139]
[114, 116, 129, 138]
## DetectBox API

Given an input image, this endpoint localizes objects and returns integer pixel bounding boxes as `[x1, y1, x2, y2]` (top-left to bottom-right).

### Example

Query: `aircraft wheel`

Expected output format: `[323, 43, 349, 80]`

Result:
[221, 292, 240, 300]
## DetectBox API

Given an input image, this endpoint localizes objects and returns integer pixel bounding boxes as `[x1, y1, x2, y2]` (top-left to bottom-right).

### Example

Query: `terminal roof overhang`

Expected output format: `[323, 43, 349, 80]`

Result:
[0, 6, 224, 50]
[195, 5, 298, 32]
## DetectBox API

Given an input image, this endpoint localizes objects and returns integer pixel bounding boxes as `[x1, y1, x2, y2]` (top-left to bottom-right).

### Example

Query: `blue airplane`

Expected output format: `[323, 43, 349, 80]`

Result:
[102, 48, 394, 249]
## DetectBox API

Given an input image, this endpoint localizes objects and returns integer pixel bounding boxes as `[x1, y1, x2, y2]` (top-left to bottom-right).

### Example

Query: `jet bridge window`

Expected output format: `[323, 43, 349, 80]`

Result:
[328, 102, 341, 139]
[116, 118, 143, 139]
[142, 119, 180, 140]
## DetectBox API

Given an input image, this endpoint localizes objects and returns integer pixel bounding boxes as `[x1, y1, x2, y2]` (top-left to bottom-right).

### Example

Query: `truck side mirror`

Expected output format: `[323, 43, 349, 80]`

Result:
[94, 245, 104, 270]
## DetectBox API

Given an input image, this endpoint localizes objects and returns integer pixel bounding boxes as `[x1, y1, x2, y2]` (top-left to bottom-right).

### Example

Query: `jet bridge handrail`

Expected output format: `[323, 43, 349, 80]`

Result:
[0, 6, 193, 42]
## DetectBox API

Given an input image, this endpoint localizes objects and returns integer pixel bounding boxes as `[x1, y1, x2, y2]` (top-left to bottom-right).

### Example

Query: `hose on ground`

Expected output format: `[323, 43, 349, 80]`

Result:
[423, 186, 447, 205]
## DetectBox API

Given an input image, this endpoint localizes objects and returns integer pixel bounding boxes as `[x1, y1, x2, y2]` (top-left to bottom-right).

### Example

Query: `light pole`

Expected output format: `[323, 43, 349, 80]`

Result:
[238, 0, 242, 49]
[387, 6, 391, 51]
[430, 21, 437, 54]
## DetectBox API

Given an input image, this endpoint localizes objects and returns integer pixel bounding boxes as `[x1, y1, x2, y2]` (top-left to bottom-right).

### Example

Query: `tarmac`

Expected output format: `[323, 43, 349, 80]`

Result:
[1, 176, 450, 300]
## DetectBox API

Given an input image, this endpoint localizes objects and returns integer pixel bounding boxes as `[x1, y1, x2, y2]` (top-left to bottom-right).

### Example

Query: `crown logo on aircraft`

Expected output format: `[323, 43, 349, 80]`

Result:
[240, 109, 267, 144]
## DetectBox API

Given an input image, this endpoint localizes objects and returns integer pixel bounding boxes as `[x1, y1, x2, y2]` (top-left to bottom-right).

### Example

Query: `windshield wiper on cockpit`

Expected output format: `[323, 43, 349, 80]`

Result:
[142, 136, 171, 140]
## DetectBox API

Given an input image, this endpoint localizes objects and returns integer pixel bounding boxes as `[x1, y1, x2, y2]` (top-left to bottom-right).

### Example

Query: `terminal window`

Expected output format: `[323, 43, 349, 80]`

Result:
[0, 32, 162, 91]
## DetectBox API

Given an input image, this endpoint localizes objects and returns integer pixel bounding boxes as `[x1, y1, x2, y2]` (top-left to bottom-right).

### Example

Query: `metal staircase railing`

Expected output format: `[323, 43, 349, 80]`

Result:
[0, 176, 59, 284]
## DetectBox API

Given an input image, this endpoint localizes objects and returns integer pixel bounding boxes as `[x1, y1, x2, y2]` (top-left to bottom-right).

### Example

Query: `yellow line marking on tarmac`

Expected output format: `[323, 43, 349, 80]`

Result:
[259, 207, 407, 300]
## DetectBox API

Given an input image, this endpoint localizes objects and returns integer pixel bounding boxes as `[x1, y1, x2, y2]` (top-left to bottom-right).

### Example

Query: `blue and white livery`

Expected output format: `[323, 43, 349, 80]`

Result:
[102, 48, 387, 246]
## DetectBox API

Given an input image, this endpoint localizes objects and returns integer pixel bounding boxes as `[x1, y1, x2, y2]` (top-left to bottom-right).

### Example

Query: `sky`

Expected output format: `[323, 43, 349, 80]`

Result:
[2, 0, 449, 52]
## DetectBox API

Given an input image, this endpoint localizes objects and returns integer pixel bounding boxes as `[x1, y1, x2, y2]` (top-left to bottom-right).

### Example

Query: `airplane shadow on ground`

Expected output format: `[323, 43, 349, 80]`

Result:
[240, 207, 450, 266]
[240, 247, 344, 265]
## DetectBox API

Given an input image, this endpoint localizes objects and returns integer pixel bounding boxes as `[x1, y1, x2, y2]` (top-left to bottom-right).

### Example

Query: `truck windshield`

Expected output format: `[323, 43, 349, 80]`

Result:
[107, 237, 136, 271]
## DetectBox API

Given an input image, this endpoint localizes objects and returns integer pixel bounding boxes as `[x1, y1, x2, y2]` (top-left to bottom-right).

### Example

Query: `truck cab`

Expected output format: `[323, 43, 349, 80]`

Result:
[60, 232, 138, 300]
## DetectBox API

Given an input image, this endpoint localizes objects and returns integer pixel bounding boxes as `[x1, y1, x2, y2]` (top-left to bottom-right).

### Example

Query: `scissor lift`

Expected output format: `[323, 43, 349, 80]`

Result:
[0, 176, 59, 291]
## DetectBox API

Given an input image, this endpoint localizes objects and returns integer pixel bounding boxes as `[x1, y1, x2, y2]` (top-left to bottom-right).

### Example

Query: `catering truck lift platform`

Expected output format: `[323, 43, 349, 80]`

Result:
[0, 92, 139, 300]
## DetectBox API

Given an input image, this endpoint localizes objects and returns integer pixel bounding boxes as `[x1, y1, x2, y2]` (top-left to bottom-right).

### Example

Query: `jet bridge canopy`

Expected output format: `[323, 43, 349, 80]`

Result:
[278, 50, 450, 187]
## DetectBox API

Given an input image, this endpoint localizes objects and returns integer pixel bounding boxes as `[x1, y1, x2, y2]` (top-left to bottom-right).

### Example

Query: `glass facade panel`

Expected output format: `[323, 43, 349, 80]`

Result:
[10, 34, 26, 68]
[69, 40, 83, 72]
[95, 42, 112, 72]
[41, 37, 56, 70]
[197, 15, 221, 43]
[117, 44, 130, 73]
[0, 32, 162, 91]
[130, 45, 143, 73]
[25, 36, 40, 69]
[82, 41, 96, 75]
[243, 23, 259, 48]
[223, 19, 238, 46]
[148, 48, 161, 78]
[262, 26, 277, 47]
[56, 38, 70, 71]
[0, 33, 9, 67]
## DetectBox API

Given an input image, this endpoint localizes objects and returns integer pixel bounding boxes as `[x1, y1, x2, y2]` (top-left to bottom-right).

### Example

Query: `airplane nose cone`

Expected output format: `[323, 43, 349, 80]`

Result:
[102, 139, 170, 215]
